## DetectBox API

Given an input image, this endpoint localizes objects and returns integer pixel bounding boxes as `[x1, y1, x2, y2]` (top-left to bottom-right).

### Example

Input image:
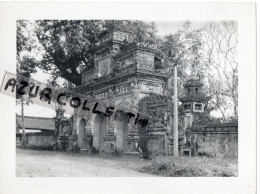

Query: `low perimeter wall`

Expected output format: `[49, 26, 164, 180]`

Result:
[191, 123, 238, 157]
[16, 131, 56, 150]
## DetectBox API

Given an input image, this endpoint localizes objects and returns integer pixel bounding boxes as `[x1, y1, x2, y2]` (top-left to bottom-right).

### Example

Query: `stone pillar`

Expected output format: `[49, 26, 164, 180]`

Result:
[167, 135, 174, 156]
[66, 131, 78, 152]
[57, 118, 69, 151]
[80, 130, 93, 154]
[183, 113, 193, 144]
[57, 132, 68, 151]
[124, 117, 140, 157]
[80, 114, 93, 154]
[179, 113, 193, 156]
[102, 116, 117, 156]
[165, 124, 173, 156]
[66, 116, 78, 152]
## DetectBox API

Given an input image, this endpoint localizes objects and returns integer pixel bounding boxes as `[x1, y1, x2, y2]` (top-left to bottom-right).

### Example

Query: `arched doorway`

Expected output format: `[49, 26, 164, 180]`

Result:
[138, 122, 148, 158]
[93, 114, 101, 151]
[115, 113, 129, 154]
[92, 114, 107, 153]
[78, 118, 86, 148]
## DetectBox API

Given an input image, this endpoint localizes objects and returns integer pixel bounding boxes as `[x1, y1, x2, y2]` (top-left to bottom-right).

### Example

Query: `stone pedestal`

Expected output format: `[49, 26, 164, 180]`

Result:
[168, 135, 174, 156]
[101, 117, 117, 156]
[124, 122, 140, 156]
[179, 126, 192, 156]
[102, 135, 116, 156]
[66, 131, 78, 152]
[80, 132, 93, 154]
[179, 145, 192, 157]
[57, 134, 69, 151]
[79, 113, 94, 154]
[125, 135, 140, 154]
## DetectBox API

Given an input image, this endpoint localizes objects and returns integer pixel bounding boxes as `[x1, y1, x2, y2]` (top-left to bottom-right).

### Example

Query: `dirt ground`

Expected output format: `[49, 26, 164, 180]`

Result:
[16, 148, 154, 177]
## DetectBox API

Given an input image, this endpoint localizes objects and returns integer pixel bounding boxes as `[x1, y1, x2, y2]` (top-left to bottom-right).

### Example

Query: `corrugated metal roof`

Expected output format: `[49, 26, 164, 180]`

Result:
[16, 114, 55, 131]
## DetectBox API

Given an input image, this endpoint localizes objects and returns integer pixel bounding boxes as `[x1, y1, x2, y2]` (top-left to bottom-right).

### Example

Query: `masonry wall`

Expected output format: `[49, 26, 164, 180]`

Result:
[16, 132, 56, 150]
[191, 125, 238, 157]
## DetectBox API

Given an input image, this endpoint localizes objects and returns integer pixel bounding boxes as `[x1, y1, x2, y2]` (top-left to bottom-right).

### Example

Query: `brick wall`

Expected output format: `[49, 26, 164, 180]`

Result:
[191, 123, 238, 157]
[16, 132, 55, 150]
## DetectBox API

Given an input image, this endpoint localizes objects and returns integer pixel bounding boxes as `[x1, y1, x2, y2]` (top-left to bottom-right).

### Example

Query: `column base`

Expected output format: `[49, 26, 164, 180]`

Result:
[79, 148, 92, 154]
[125, 135, 140, 153]
[66, 132, 78, 152]
[80, 134, 93, 154]
[102, 135, 116, 156]
[66, 147, 73, 152]
[123, 152, 140, 158]
[57, 135, 69, 151]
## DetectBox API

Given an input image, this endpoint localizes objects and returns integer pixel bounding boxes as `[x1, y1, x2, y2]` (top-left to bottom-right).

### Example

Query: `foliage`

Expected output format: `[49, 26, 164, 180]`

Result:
[160, 21, 203, 74]
[193, 112, 220, 125]
[104, 20, 160, 46]
[17, 20, 38, 78]
[16, 21, 39, 106]
[200, 21, 238, 120]
[159, 21, 204, 96]
[139, 155, 238, 177]
[17, 20, 160, 86]
[165, 21, 238, 120]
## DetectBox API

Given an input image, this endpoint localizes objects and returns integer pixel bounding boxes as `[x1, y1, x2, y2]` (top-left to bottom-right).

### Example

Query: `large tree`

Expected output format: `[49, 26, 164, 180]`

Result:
[17, 20, 39, 78]
[200, 21, 238, 120]
[159, 21, 238, 120]
[17, 20, 159, 86]
[158, 21, 204, 95]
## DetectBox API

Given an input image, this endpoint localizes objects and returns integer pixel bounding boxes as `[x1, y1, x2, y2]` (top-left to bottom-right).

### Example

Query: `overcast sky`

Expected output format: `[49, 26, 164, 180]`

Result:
[155, 21, 208, 36]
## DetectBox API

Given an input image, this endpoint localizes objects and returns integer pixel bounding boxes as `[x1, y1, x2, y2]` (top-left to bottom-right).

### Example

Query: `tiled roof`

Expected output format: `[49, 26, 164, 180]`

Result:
[16, 114, 55, 131]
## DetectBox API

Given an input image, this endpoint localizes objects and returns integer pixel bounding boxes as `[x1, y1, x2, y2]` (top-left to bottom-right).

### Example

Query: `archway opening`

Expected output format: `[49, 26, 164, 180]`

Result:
[138, 122, 148, 157]
[116, 113, 129, 154]
[78, 118, 86, 148]
[92, 114, 107, 153]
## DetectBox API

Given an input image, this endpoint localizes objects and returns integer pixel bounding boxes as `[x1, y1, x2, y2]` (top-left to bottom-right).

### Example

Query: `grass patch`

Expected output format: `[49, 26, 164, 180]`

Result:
[139, 156, 238, 177]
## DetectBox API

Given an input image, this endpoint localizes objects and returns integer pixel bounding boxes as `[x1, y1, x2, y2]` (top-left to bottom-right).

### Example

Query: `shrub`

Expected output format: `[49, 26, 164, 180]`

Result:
[139, 156, 238, 177]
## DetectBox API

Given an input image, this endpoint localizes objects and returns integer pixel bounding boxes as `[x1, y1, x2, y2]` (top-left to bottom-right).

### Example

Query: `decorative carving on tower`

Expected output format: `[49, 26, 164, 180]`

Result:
[131, 78, 139, 92]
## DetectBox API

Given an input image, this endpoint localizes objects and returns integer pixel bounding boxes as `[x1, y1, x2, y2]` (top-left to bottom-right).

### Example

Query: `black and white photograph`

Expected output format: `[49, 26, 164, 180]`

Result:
[14, 19, 238, 177]
[0, 2, 256, 194]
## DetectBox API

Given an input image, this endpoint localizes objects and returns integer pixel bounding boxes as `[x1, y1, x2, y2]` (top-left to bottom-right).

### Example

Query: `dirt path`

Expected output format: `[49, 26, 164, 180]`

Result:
[16, 149, 154, 177]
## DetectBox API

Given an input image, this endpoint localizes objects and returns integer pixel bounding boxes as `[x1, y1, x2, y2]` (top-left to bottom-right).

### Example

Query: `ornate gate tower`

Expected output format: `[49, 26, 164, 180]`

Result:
[69, 30, 170, 156]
